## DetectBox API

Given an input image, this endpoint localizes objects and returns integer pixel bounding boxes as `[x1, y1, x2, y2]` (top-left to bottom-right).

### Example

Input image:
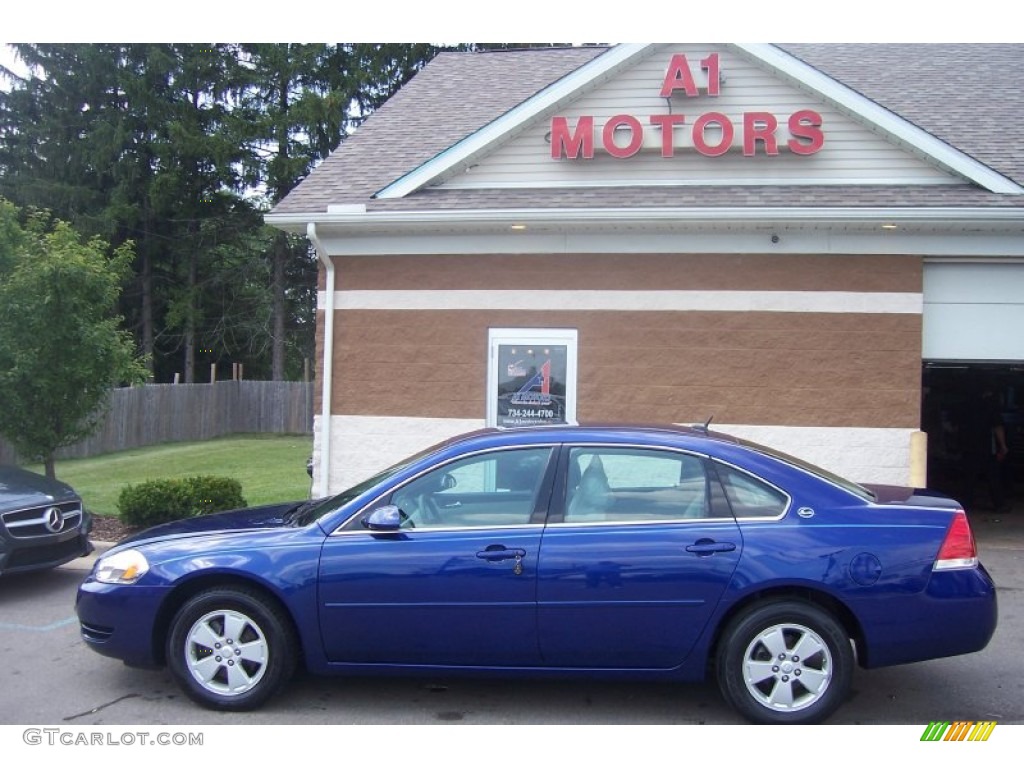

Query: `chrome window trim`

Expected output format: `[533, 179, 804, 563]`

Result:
[331, 522, 547, 536]
[710, 457, 793, 522]
[330, 444, 559, 536]
[548, 517, 740, 530]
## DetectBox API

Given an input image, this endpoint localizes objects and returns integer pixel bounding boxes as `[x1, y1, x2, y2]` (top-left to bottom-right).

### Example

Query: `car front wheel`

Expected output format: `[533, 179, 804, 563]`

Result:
[716, 600, 853, 724]
[167, 587, 298, 711]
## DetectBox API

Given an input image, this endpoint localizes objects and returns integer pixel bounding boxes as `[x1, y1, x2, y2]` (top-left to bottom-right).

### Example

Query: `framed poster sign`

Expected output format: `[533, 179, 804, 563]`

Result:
[487, 328, 578, 428]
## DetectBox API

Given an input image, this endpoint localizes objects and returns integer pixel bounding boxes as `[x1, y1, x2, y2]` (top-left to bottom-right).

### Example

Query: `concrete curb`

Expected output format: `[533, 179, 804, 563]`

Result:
[59, 540, 115, 572]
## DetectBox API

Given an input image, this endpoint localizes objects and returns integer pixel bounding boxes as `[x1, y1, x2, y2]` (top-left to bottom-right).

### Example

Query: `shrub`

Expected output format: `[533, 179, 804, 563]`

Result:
[182, 476, 246, 516]
[118, 475, 246, 528]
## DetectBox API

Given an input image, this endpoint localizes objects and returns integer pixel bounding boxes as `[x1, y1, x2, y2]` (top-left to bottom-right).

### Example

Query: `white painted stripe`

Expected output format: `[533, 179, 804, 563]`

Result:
[313, 414, 917, 493]
[714, 424, 918, 486]
[314, 414, 486, 495]
[321, 289, 922, 315]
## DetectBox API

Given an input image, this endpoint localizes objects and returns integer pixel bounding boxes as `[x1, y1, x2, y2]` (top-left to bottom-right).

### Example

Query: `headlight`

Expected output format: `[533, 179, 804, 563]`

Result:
[95, 549, 150, 584]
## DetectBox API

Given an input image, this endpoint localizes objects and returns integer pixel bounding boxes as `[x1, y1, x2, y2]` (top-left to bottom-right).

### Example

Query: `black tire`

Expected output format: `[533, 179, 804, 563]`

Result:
[716, 600, 853, 724]
[167, 587, 298, 711]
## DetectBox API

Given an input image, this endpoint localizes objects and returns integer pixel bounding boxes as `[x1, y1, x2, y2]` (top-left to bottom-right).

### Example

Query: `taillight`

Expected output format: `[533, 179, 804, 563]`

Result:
[933, 509, 978, 571]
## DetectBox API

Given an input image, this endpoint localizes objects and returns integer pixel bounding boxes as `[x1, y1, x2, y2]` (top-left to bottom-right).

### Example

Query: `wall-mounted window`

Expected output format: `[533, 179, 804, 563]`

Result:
[487, 328, 577, 428]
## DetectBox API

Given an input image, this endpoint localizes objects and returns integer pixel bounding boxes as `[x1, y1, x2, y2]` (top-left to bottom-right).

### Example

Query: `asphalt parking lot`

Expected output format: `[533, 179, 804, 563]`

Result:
[2, 511, 1022, 727]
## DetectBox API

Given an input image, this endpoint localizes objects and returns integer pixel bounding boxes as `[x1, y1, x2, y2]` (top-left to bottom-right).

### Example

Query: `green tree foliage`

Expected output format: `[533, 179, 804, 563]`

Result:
[0, 43, 444, 384]
[234, 44, 442, 379]
[0, 199, 148, 477]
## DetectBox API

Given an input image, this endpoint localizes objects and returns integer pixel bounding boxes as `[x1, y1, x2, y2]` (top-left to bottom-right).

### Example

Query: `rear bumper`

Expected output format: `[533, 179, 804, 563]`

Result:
[856, 564, 997, 668]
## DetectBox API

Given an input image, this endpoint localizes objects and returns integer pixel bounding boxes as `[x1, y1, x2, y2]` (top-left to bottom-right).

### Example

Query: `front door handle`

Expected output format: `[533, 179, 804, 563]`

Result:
[475, 546, 526, 562]
[685, 539, 737, 556]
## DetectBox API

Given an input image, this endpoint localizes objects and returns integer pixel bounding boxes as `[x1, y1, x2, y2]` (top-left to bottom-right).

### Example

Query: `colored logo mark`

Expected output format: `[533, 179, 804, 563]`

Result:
[512, 359, 552, 405]
[920, 721, 996, 741]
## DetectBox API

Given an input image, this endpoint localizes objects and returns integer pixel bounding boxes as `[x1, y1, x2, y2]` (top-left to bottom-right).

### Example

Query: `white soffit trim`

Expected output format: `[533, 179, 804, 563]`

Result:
[313, 231, 1024, 259]
[324, 289, 923, 315]
[374, 44, 653, 200]
[268, 206, 1024, 228]
[266, 206, 1024, 257]
[736, 44, 1024, 195]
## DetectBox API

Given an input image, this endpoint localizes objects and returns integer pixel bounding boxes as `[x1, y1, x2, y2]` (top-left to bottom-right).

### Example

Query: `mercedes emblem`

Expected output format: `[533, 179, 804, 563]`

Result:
[44, 506, 64, 533]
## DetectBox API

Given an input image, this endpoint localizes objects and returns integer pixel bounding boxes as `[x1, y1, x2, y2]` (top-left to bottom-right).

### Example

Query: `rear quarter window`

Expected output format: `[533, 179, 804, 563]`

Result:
[715, 462, 789, 518]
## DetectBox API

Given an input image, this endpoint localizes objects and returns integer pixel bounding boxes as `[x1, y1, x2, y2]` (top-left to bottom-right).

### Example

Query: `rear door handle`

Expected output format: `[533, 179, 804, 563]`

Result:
[685, 540, 737, 556]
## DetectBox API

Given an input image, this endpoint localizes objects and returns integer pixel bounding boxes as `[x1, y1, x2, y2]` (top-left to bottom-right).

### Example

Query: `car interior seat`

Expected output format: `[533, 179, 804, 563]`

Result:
[567, 455, 614, 521]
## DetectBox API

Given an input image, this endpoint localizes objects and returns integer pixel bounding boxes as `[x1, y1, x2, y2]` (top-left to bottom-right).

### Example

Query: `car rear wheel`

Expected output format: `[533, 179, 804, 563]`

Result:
[716, 600, 853, 724]
[167, 587, 297, 711]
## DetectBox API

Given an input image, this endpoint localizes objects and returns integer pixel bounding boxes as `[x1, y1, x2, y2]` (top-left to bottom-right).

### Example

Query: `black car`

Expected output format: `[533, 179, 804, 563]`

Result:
[0, 465, 92, 576]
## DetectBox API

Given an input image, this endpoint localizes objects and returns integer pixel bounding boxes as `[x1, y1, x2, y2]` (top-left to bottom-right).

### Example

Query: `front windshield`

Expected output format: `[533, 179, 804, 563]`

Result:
[737, 438, 877, 502]
[290, 441, 445, 526]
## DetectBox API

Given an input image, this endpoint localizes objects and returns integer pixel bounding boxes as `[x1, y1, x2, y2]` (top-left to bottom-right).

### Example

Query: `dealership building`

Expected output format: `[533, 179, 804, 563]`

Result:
[267, 43, 1024, 498]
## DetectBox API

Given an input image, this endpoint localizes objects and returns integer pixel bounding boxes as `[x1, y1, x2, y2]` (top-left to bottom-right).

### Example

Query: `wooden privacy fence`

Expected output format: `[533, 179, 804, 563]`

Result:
[0, 380, 314, 464]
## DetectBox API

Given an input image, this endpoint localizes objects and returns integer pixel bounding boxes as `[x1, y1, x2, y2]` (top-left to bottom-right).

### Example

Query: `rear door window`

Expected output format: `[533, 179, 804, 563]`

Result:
[562, 447, 709, 523]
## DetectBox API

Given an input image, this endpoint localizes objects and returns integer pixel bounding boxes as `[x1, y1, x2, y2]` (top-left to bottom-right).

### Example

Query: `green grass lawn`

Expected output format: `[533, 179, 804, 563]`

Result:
[28, 434, 314, 517]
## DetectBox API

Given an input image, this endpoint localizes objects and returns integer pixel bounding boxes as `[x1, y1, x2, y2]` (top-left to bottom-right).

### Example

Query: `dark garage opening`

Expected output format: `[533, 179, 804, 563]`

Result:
[922, 362, 1024, 510]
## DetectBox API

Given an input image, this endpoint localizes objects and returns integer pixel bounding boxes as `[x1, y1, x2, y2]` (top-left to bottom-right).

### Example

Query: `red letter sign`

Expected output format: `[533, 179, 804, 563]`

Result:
[700, 53, 721, 97]
[649, 114, 686, 157]
[603, 114, 644, 158]
[787, 110, 825, 155]
[693, 112, 734, 156]
[743, 112, 779, 156]
[660, 54, 699, 98]
[550, 116, 595, 159]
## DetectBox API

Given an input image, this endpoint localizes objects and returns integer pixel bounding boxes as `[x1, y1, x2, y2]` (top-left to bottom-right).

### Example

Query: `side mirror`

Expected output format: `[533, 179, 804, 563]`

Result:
[363, 505, 402, 531]
[441, 473, 457, 490]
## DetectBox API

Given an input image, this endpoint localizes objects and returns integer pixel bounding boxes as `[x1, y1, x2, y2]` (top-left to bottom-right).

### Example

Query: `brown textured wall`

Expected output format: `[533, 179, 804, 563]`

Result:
[319, 253, 923, 428]
[333, 252, 920, 293]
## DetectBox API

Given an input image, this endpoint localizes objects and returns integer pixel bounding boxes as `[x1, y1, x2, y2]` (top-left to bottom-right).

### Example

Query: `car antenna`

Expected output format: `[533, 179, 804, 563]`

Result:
[695, 415, 714, 434]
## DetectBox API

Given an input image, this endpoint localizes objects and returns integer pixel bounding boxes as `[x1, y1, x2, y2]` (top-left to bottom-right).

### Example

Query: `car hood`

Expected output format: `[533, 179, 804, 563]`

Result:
[0, 464, 80, 508]
[117, 500, 308, 547]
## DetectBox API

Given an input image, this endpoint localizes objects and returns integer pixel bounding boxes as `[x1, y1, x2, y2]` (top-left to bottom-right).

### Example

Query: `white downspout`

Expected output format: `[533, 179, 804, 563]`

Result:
[308, 223, 334, 498]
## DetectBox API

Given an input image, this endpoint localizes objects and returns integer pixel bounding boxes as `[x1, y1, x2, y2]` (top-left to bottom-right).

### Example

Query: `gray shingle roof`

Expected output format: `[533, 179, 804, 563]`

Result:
[780, 44, 1024, 187]
[272, 47, 605, 215]
[272, 44, 1024, 216]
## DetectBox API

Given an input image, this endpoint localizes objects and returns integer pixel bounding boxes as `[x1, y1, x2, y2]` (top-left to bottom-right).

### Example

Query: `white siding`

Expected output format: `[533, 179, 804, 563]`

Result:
[440, 44, 956, 189]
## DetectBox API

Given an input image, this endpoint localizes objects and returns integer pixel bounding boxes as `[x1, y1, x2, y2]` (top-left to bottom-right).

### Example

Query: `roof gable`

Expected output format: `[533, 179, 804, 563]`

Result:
[269, 44, 1024, 221]
[375, 43, 1022, 199]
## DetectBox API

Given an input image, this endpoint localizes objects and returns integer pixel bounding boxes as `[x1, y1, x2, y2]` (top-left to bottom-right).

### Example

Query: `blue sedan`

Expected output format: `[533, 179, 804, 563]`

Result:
[76, 425, 997, 724]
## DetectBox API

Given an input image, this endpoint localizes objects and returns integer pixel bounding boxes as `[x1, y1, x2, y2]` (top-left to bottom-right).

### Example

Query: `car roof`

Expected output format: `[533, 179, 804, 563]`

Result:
[441, 422, 742, 450]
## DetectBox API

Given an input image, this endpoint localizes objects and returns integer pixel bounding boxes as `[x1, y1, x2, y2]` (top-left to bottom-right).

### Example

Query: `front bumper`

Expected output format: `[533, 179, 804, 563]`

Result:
[76, 578, 173, 669]
[0, 530, 93, 576]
